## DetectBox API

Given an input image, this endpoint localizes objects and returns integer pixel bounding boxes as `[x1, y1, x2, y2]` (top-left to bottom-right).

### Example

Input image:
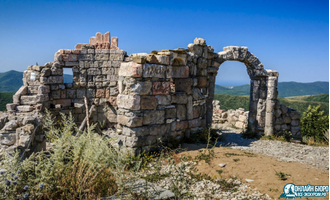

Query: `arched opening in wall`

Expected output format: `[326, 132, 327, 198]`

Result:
[212, 61, 251, 130]
[63, 67, 74, 83]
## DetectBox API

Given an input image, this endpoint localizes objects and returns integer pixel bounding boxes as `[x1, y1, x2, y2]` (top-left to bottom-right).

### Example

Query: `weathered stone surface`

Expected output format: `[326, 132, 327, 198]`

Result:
[15, 86, 28, 96]
[117, 94, 140, 110]
[1, 120, 18, 131]
[171, 93, 187, 104]
[175, 79, 192, 94]
[0, 132, 16, 145]
[290, 111, 301, 120]
[166, 66, 189, 78]
[6, 103, 17, 112]
[149, 124, 170, 136]
[152, 82, 170, 95]
[143, 110, 165, 125]
[119, 62, 143, 77]
[123, 126, 149, 137]
[143, 63, 166, 78]
[197, 77, 208, 87]
[96, 89, 105, 98]
[176, 105, 187, 120]
[140, 96, 157, 110]
[16, 105, 34, 112]
[117, 115, 143, 128]
[165, 108, 176, 119]
[156, 95, 171, 105]
[128, 81, 152, 95]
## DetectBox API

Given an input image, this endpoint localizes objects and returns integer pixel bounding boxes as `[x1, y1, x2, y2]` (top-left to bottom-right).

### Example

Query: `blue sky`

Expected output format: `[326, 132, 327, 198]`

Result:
[0, 0, 328, 86]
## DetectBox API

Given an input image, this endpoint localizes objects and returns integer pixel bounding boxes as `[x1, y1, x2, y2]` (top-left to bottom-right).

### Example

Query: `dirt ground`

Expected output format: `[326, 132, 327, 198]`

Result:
[179, 144, 329, 200]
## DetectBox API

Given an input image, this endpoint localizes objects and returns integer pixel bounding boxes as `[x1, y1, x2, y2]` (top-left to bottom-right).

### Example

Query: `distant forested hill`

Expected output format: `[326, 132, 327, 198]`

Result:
[0, 70, 73, 92]
[0, 92, 14, 111]
[0, 70, 23, 92]
[215, 81, 329, 97]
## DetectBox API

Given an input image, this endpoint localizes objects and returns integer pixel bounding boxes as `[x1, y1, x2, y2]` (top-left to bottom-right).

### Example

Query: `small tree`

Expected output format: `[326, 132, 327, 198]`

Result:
[300, 105, 329, 142]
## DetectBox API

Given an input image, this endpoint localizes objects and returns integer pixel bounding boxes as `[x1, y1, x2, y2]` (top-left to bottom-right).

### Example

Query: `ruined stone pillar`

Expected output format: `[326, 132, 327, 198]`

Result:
[264, 75, 278, 136]
[248, 78, 260, 133]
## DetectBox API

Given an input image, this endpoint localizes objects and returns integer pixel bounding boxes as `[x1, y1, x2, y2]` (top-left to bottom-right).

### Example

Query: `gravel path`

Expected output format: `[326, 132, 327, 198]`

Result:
[213, 125, 329, 171]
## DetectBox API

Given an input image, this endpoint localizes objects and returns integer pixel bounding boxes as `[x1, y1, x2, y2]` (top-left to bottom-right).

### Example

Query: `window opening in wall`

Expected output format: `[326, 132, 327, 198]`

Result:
[63, 68, 73, 83]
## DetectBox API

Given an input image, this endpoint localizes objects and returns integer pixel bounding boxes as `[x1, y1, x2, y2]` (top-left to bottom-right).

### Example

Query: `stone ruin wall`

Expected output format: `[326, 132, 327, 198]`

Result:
[212, 100, 249, 129]
[0, 31, 302, 156]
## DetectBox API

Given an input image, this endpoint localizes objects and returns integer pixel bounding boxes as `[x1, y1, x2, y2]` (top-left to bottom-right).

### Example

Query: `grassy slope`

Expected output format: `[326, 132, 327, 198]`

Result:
[214, 94, 329, 116]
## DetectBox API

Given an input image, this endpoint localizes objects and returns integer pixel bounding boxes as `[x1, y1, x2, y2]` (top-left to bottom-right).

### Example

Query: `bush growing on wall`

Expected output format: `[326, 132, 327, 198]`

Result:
[300, 105, 329, 143]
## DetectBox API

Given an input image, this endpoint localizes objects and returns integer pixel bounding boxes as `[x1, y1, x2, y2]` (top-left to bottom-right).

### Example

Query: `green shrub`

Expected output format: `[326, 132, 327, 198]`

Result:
[300, 105, 329, 143]
[0, 111, 132, 199]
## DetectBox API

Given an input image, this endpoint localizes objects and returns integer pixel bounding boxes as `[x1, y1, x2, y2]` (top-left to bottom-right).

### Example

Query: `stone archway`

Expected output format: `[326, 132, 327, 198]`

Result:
[206, 46, 279, 136]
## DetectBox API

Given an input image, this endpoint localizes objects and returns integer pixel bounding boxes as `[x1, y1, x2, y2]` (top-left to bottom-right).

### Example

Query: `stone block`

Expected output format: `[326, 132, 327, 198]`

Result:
[149, 124, 170, 136]
[152, 82, 170, 95]
[126, 136, 144, 148]
[76, 89, 86, 98]
[165, 108, 176, 119]
[96, 89, 105, 98]
[177, 105, 187, 120]
[171, 93, 187, 104]
[289, 111, 300, 120]
[62, 54, 78, 62]
[123, 126, 149, 137]
[65, 89, 76, 99]
[38, 85, 50, 94]
[0, 132, 16, 145]
[110, 87, 119, 96]
[2, 120, 18, 131]
[238, 115, 247, 122]
[20, 95, 37, 105]
[143, 63, 166, 78]
[117, 94, 141, 110]
[108, 96, 117, 106]
[141, 96, 157, 110]
[188, 119, 202, 128]
[193, 106, 201, 118]
[280, 104, 288, 114]
[166, 66, 189, 78]
[235, 121, 245, 129]
[119, 62, 143, 77]
[197, 77, 208, 87]
[55, 99, 72, 107]
[15, 86, 28, 96]
[283, 115, 292, 124]
[87, 89, 95, 98]
[132, 56, 146, 64]
[143, 110, 165, 125]
[87, 68, 101, 75]
[128, 81, 152, 95]
[187, 95, 193, 120]
[117, 115, 143, 128]
[175, 121, 188, 131]
[291, 120, 299, 126]
[175, 79, 192, 94]
[79, 54, 94, 61]
[110, 53, 125, 61]
[16, 105, 33, 112]
[156, 95, 171, 105]
[95, 54, 109, 61]
[146, 55, 170, 65]
[6, 104, 17, 112]
[36, 94, 49, 102]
